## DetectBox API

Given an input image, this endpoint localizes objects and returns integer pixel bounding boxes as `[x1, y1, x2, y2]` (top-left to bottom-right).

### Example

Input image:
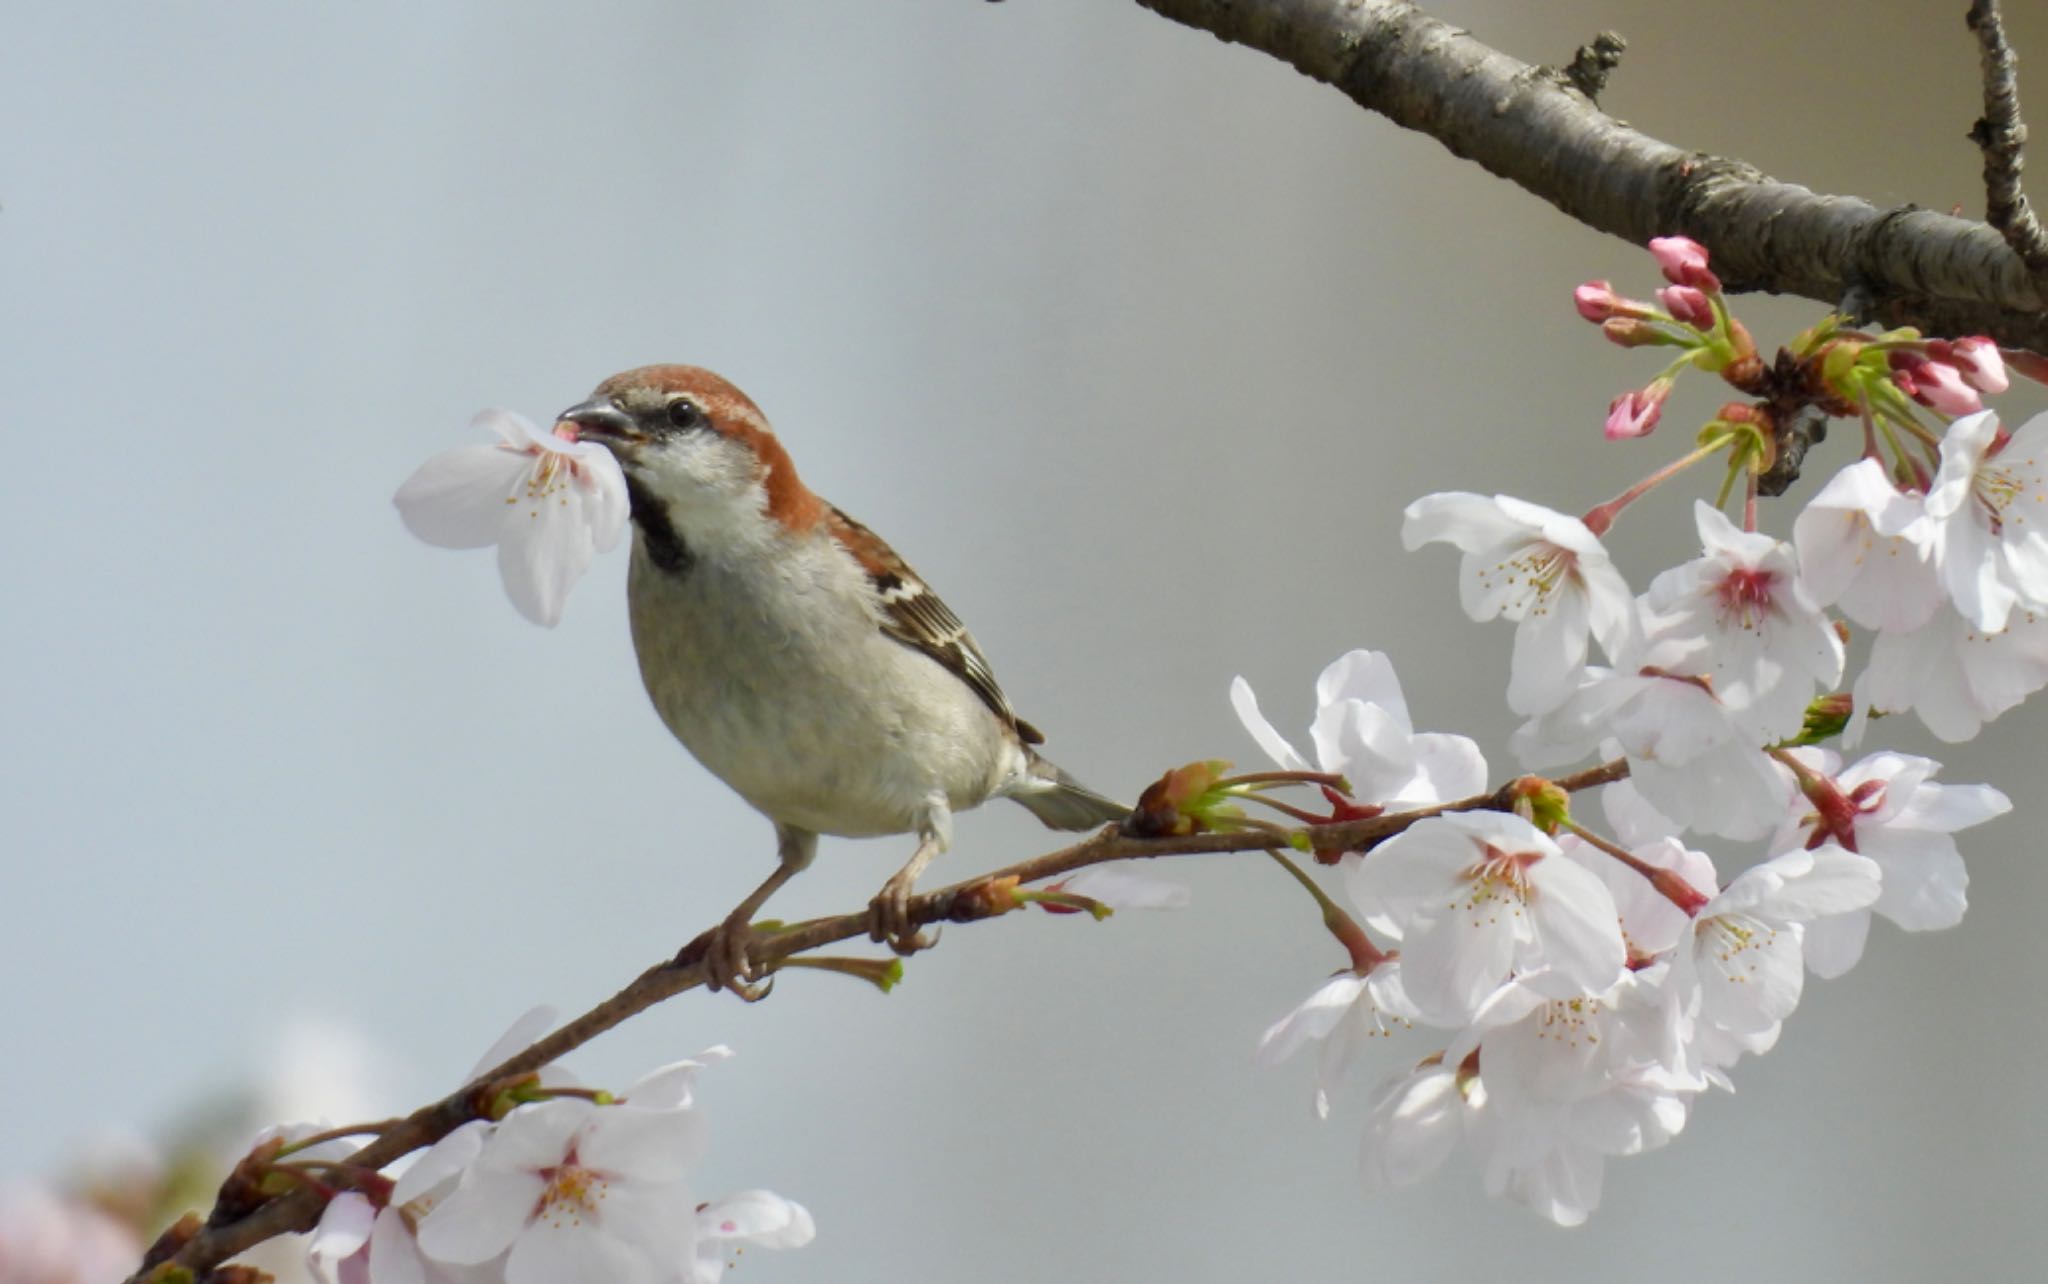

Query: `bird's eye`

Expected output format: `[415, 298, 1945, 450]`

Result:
[666, 398, 706, 431]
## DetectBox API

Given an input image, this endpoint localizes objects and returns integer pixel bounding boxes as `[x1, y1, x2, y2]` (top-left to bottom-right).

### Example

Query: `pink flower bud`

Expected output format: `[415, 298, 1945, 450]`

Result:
[1657, 284, 1714, 329]
[1932, 336, 2010, 393]
[1891, 354, 1983, 416]
[1604, 382, 1670, 440]
[1575, 280, 1620, 321]
[1648, 235, 1722, 292]
[1575, 280, 1657, 323]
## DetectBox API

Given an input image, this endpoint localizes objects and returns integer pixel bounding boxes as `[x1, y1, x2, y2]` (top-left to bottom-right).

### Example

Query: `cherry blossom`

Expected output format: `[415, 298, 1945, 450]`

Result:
[1853, 606, 2048, 742]
[1400, 495, 1636, 715]
[687, 1190, 817, 1284]
[1638, 502, 1844, 744]
[1921, 409, 2048, 631]
[1773, 749, 2009, 976]
[1257, 961, 1417, 1118]
[1792, 459, 1941, 633]
[1678, 844, 1880, 1068]
[395, 409, 630, 626]
[415, 1094, 705, 1284]
[1513, 667, 1790, 841]
[1231, 649, 1486, 808]
[1346, 812, 1627, 1026]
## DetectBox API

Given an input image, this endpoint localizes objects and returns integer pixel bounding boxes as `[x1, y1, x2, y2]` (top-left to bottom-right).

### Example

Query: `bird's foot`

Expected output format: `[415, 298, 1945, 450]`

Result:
[704, 912, 775, 1002]
[867, 873, 938, 957]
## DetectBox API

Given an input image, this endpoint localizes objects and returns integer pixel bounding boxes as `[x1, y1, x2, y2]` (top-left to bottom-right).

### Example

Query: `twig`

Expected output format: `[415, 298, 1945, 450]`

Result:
[1132, 0, 2048, 348]
[1967, 0, 2048, 280]
[127, 757, 1628, 1278]
[1557, 31, 1626, 104]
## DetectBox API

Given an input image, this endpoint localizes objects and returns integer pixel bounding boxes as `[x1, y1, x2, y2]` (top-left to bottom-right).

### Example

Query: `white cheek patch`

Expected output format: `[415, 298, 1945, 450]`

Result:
[633, 434, 773, 552]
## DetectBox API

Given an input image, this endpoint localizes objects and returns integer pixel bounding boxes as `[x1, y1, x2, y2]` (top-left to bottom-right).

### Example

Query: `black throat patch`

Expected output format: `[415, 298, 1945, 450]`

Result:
[623, 474, 694, 576]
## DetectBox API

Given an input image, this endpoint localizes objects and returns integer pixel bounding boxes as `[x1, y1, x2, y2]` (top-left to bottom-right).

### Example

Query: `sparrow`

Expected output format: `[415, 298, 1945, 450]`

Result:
[555, 365, 1127, 996]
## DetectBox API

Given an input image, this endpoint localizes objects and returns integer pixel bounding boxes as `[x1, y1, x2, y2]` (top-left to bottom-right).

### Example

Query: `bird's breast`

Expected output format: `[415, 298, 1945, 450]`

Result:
[624, 535, 1018, 836]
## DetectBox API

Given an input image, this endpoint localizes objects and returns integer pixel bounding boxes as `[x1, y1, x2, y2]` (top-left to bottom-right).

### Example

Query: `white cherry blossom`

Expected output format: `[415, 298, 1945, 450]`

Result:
[1854, 605, 2048, 743]
[1401, 494, 1637, 715]
[1773, 749, 2010, 976]
[687, 1190, 817, 1284]
[1356, 1060, 1472, 1200]
[1257, 960, 1417, 1118]
[1513, 667, 1790, 841]
[1921, 409, 2048, 630]
[1232, 649, 1486, 808]
[1638, 501, 1844, 744]
[395, 409, 630, 627]
[416, 1094, 705, 1284]
[1792, 459, 1941, 632]
[1346, 812, 1627, 1026]
[1679, 844, 1880, 1068]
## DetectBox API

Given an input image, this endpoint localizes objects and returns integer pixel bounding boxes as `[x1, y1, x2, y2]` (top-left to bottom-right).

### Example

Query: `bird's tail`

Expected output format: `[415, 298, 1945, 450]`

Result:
[1010, 753, 1129, 831]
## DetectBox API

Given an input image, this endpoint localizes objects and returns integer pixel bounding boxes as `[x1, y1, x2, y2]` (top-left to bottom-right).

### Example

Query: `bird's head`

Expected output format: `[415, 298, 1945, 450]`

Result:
[556, 364, 824, 540]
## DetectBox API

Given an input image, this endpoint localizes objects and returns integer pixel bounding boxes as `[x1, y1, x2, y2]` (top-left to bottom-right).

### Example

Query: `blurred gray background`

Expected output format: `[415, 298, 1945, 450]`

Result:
[7, 2, 2046, 1279]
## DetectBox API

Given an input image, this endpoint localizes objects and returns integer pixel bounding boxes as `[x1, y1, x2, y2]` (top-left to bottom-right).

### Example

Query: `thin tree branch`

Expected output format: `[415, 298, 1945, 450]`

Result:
[1968, 0, 2048, 280]
[1133, 0, 2048, 348]
[129, 758, 1626, 1278]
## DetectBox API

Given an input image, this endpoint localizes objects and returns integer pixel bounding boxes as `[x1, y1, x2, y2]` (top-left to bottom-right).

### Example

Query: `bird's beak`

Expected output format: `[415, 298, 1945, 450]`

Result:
[555, 396, 641, 446]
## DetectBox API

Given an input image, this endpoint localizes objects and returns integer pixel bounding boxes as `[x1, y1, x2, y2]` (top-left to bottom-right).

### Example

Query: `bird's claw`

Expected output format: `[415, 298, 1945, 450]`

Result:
[705, 915, 774, 1002]
[867, 879, 937, 956]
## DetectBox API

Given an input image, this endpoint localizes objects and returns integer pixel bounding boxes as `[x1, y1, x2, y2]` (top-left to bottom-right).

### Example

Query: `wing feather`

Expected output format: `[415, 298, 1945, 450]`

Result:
[827, 507, 1043, 744]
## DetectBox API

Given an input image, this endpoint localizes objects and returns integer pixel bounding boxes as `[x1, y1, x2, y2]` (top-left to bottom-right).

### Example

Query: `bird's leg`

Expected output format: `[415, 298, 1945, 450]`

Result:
[868, 795, 951, 955]
[705, 825, 817, 1001]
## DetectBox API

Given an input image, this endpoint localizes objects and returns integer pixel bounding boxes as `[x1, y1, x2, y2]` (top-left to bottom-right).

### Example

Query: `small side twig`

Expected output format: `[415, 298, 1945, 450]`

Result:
[1968, 0, 2048, 278]
[1557, 31, 1626, 104]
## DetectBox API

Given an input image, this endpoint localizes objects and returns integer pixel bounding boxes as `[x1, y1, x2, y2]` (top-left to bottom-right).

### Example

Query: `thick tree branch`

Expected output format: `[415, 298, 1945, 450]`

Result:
[1968, 0, 2048, 279]
[130, 759, 1625, 1279]
[1134, 0, 2048, 347]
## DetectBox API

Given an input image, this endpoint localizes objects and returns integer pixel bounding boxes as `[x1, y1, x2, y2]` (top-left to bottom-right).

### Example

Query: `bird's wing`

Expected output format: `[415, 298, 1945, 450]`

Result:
[826, 506, 1044, 745]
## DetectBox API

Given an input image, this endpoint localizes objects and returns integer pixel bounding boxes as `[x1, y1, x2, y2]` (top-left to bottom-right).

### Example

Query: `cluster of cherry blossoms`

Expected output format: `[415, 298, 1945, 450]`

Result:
[1237, 237, 2028, 1225]
[298, 1011, 811, 1284]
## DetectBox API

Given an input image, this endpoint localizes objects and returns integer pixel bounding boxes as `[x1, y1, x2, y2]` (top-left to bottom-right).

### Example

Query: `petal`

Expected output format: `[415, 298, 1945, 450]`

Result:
[579, 1105, 707, 1182]
[366, 1209, 433, 1284]
[394, 446, 532, 549]
[391, 1119, 489, 1206]
[1522, 857, 1627, 995]
[309, 1193, 375, 1284]
[1228, 677, 1310, 772]
[1859, 830, 1969, 931]
[1801, 909, 1871, 979]
[1505, 585, 1590, 715]
[1757, 845, 1882, 920]
[1892, 781, 2012, 833]
[1314, 650, 1411, 728]
[698, 1190, 816, 1249]
[415, 1167, 546, 1263]
[1254, 975, 1370, 1068]
[1398, 907, 1519, 1026]
[1401, 491, 1523, 554]
[1357, 1066, 1464, 1197]
[505, 1216, 659, 1284]
[495, 479, 605, 627]
[1058, 864, 1191, 910]
[1404, 732, 1490, 804]
[466, 1007, 560, 1081]
[481, 1100, 590, 1172]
